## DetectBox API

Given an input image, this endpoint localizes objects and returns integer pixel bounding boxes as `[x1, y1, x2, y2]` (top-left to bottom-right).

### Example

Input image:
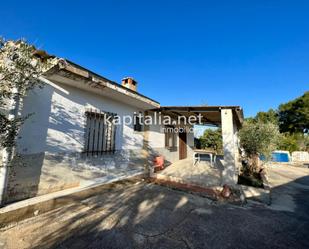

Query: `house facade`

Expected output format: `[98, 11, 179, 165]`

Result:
[3, 59, 196, 203]
[1, 56, 244, 205]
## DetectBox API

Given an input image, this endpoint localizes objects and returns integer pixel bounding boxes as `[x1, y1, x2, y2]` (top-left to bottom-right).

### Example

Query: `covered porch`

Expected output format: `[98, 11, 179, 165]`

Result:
[150, 106, 244, 186]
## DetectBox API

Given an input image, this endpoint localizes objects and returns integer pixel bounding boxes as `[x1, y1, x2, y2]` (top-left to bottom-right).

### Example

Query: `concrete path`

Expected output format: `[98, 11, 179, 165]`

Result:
[1, 165, 309, 249]
[267, 164, 309, 212]
[157, 158, 223, 187]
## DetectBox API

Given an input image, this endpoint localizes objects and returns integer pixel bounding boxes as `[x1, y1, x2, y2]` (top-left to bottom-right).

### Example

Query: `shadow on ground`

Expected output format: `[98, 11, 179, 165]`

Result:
[1, 166, 309, 249]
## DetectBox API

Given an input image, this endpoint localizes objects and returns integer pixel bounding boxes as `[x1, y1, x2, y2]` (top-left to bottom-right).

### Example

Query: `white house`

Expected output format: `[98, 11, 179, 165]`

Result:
[1, 58, 243, 204]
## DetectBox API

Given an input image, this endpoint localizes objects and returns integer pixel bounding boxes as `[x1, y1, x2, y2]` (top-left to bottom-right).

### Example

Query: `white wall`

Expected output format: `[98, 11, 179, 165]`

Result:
[17, 81, 144, 155]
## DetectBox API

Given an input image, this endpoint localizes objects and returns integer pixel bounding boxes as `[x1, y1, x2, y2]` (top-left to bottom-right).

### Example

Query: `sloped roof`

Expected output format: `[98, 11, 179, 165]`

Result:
[43, 59, 160, 109]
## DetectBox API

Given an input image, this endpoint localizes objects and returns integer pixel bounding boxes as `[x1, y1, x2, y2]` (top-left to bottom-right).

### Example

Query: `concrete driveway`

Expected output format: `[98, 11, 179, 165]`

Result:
[1, 165, 309, 249]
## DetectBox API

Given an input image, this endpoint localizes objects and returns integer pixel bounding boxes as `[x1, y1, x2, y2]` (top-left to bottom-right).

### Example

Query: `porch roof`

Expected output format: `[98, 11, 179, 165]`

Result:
[149, 106, 244, 128]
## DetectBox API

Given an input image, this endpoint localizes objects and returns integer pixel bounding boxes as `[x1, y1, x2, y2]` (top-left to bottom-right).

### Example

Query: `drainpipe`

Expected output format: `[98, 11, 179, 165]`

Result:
[0, 87, 18, 206]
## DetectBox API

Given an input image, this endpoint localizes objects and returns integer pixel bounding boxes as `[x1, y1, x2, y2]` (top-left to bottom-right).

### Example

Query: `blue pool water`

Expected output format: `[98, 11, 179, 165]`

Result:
[272, 152, 290, 162]
[260, 152, 290, 162]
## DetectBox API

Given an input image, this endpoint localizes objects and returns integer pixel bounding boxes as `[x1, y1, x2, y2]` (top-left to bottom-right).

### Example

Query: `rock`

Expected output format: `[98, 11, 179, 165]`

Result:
[221, 184, 232, 198]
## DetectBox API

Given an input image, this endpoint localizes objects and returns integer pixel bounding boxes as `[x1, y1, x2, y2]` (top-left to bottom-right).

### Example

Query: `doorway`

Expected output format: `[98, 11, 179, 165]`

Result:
[179, 131, 187, 160]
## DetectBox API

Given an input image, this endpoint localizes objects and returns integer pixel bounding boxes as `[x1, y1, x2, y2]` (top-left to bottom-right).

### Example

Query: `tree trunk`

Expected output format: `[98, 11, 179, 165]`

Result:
[248, 154, 260, 174]
[0, 87, 18, 206]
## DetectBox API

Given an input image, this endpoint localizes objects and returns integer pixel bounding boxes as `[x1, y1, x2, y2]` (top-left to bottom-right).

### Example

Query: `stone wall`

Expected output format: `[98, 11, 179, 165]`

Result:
[6, 149, 146, 203]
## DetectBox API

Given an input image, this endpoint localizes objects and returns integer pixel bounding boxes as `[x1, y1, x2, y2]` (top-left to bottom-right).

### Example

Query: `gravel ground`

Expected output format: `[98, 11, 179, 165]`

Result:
[1, 166, 309, 249]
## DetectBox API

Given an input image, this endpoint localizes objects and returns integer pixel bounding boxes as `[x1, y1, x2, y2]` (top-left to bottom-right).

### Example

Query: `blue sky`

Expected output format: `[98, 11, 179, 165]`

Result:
[1, 0, 308, 117]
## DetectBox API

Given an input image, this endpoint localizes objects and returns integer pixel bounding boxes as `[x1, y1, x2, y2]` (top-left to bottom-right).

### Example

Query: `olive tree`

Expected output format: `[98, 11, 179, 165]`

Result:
[0, 38, 57, 148]
[0, 38, 57, 204]
[239, 120, 281, 174]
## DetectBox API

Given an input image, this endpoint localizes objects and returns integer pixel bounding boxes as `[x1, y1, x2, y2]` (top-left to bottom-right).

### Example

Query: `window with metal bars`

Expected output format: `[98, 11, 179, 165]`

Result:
[84, 110, 117, 156]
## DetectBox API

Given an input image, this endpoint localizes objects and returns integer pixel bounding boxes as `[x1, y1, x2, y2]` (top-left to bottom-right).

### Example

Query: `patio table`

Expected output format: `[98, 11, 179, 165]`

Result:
[193, 150, 216, 167]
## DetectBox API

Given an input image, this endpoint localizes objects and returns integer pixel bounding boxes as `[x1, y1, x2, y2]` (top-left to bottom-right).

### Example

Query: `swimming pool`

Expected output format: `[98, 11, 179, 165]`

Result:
[272, 151, 290, 162]
[260, 151, 291, 162]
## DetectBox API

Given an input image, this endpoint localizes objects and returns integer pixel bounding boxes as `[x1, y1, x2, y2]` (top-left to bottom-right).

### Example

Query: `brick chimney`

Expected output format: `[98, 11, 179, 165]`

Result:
[121, 77, 137, 92]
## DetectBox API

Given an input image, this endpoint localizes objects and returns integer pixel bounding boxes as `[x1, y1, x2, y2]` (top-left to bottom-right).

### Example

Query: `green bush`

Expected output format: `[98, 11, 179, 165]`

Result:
[279, 133, 309, 152]
[199, 128, 222, 154]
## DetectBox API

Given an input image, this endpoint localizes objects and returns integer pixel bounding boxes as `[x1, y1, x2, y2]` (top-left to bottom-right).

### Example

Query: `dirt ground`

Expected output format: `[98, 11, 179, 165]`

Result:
[1, 165, 309, 249]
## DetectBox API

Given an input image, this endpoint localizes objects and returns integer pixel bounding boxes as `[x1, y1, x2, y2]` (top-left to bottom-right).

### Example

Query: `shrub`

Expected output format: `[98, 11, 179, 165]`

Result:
[199, 128, 222, 154]
[278, 132, 309, 152]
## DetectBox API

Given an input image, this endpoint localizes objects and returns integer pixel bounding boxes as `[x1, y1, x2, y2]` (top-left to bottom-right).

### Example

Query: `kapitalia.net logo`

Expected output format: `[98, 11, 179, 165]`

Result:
[103, 111, 203, 133]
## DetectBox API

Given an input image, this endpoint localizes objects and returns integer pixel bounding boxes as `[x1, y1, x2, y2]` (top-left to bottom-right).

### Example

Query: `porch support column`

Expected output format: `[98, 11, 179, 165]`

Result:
[221, 109, 238, 185]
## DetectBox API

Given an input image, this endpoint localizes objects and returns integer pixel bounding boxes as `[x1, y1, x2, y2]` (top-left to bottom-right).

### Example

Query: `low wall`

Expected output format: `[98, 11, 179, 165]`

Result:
[5, 149, 146, 204]
[292, 151, 309, 163]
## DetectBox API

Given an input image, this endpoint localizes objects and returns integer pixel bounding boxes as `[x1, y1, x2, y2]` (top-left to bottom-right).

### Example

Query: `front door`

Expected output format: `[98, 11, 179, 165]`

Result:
[179, 131, 187, 160]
